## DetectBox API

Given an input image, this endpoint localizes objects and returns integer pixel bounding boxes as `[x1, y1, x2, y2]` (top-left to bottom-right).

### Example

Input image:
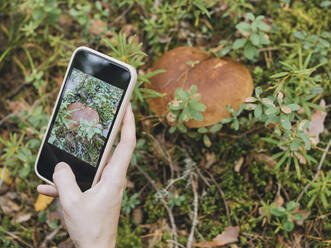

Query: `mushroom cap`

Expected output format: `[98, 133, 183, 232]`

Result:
[185, 57, 253, 127]
[145, 47, 253, 128]
[146, 46, 209, 116]
[66, 102, 100, 130]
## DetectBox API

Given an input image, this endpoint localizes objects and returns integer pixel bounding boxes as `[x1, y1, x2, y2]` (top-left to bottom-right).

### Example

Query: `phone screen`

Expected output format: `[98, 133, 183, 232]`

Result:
[36, 49, 131, 191]
[47, 68, 124, 167]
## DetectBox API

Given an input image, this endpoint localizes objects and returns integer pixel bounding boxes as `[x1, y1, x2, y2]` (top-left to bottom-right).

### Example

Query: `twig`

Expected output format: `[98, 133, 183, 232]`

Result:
[135, 164, 178, 248]
[187, 175, 198, 248]
[258, 46, 279, 52]
[0, 113, 14, 127]
[3, 230, 33, 248]
[203, 169, 232, 226]
[109, 4, 133, 26]
[0, 165, 8, 191]
[296, 139, 331, 203]
[40, 227, 61, 248]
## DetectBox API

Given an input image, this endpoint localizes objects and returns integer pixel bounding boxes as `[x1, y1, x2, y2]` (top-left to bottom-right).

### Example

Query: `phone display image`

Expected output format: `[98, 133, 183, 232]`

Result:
[48, 68, 124, 167]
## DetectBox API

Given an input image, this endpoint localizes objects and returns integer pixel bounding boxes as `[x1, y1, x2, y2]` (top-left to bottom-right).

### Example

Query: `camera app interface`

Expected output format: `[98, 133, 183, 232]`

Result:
[48, 68, 124, 167]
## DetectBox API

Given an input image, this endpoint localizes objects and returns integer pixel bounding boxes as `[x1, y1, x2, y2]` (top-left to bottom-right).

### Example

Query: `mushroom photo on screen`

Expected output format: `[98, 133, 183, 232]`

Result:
[145, 46, 254, 128]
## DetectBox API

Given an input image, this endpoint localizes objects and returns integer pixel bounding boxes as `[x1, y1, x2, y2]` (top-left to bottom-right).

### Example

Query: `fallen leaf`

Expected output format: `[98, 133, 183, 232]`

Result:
[0, 194, 20, 215]
[58, 239, 75, 248]
[294, 209, 310, 226]
[11, 212, 32, 224]
[204, 152, 216, 169]
[294, 152, 306, 165]
[88, 19, 107, 35]
[306, 99, 327, 145]
[234, 157, 244, 172]
[192, 226, 240, 247]
[34, 194, 54, 211]
[0, 167, 12, 184]
[253, 154, 276, 169]
[133, 207, 143, 224]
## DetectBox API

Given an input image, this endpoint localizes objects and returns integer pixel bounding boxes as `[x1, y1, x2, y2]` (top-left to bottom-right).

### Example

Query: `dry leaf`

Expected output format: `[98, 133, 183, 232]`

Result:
[294, 152, 306, 165]
[294, 209, 310, 226]
[88, 19, 107, 35]
[11, 212, 32, 224]
[34, 194, 54, 211]
[58, 240, 75, 248]
[133, 207, 143, 224]
[0, 194, 20, 215]
[253, 154, 276, 169]
[0, 167, 12, 184]
[234, 157, 244, 172]
[192, 226, 240, 247]
[307, 99, 327, 145]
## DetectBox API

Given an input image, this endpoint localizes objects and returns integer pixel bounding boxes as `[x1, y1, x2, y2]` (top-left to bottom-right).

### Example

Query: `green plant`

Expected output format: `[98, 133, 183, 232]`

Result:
[122, 191, 141, 215]
[168, 85, 206, 133]
[307, 171, 331, 209]
[233, 13, 270, 61]
[21, 0, 61, 36]
[77, 119, 103, 142]
[69, 3, 91, 28]
[291, 31, 330, 64]
[241, 51, 325, 177]
[167, 192, 185, 209]
[102, 32, 164, 103]
[270, 201, 303, 233]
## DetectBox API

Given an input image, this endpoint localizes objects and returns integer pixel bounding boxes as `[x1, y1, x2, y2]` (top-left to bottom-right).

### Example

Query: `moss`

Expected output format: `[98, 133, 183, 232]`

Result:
[116, 217, 142, 248]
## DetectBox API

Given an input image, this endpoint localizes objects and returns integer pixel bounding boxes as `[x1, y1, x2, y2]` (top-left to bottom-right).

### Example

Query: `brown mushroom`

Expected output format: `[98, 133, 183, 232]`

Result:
[145, 46, 209, 117]
[145, 47, 253, 128]
[66, 102, 100, 130]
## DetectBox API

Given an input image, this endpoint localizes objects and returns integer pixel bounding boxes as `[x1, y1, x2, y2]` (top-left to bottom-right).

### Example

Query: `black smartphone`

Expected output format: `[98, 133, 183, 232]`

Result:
[34, 47, 137, 191]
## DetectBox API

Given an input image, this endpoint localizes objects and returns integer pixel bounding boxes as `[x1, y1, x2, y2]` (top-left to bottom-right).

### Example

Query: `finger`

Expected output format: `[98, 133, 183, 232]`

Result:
[101, 104, 136, 185]
[37, 184, 59, 197]
[53, 162, 81, 204]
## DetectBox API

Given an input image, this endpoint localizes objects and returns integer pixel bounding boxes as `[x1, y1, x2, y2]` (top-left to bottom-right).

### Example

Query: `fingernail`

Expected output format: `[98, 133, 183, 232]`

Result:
[55, 162, 68, 171]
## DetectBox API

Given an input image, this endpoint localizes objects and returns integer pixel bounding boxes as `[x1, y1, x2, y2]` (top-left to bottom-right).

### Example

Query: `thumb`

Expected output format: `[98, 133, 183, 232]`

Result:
[53, 162, 81, 205]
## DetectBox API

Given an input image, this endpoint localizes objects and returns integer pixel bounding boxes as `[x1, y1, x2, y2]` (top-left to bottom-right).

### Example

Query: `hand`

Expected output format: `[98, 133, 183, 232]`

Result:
[37, 104, 136, 248]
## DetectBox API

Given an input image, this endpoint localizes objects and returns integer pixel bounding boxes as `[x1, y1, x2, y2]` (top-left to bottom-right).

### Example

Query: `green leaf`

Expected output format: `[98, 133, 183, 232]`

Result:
[198, 127, 208, 134]
[221, 118, 233, 124]
[258, 22, 270, 32]
[321, 1, 331, 7]
[271, 206, 286, 217]
[290, 139, 300, 151]
[203, 134, 211, 147]
[246, 12, 255, 20]
[236, 22, 251, 33]
[254, 104, 262, 118]
[293, 213, 304, 221]
[233, 38, 247, 49]
[209, 123, 222, 133]
[191, 110, 204, 121]
[265, 106, 278, 116]
[270, 72, 288, 79]
[280, 114, 291, 130]
[286, 201, 297, 212]
[287, 104, 300, 111]
[169, 126, 176, 133]
[175, 88, 187, 100]
[244, 44, 258, 60]
[250, 33, 260, 46]
[190, 85, 198, 92]
[283, 221, 294, 232]
[255, 87, 263, 97]
[191, 102, 206, 112]
[19, 166, 31, 178]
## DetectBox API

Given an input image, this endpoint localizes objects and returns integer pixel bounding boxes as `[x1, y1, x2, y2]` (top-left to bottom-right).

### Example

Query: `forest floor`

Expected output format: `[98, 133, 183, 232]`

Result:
[0, 1, 330, 247]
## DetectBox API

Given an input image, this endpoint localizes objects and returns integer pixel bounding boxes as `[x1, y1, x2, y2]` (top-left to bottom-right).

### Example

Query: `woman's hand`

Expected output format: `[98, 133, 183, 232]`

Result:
[37, 104, 136, 248]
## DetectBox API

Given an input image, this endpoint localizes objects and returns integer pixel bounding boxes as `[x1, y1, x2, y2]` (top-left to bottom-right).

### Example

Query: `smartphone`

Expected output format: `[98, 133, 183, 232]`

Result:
[34, 47, 137, 191]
